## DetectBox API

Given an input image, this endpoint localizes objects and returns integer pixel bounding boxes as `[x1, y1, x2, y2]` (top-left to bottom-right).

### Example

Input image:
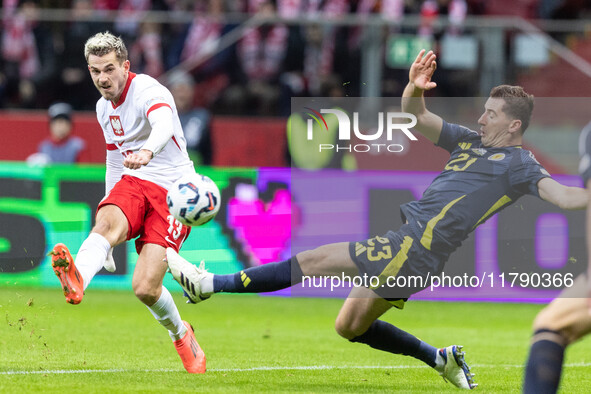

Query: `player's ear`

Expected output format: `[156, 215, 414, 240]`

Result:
[123, 60, 130, 72]
[509, 119, 522, 134]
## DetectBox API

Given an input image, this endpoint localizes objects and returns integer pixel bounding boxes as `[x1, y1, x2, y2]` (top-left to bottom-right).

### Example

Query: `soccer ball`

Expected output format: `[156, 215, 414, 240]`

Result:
[167, 173, 221, 226]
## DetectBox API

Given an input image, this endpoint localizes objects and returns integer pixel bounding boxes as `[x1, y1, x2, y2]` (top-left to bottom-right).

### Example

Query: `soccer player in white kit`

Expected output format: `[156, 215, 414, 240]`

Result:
[49, 31, 206, 374]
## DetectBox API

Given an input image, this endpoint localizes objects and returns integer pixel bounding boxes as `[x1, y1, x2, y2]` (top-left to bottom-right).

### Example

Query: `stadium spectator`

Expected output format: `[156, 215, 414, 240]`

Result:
[166, 0, 234, 110]
[522, 121, 591, 394]
[176, 0, 226, 70]
[220, 0, 289, 115]
[92, 0, 120, 11]
[48, 32, 206, 374]
[419, 0, 467, 38]
[263, 0, 350, 102]
[350, 0, 418, 45]
[28, 102, 87, 165]
[167, 70, 213, 165]
[166, 50, 589, 389]
[113, 0, 151, 41]
[300, 0, 350, 96]
[57, 0, 111, 110]
[348, 0, 420, 97]
[1, 0, 58, 108]
[129, 20, 165, 78]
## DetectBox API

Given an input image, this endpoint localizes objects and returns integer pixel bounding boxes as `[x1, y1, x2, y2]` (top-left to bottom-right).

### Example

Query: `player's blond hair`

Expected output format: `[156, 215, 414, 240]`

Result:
[84, 31, 128, 64]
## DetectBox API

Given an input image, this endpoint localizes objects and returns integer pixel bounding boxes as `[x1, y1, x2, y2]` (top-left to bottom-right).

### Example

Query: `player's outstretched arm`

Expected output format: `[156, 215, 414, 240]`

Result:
[401, 49, 443, 144]
[538, 177, 588, 210]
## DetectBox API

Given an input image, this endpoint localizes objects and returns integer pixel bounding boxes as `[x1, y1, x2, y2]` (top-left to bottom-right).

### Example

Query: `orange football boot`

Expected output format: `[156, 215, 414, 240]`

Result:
[173, 321, 206, 373]
[49, 243, 84, 304]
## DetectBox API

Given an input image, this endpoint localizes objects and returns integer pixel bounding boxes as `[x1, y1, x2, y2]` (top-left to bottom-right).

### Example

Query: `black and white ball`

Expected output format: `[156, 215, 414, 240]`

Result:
[167, 173, 221, 226]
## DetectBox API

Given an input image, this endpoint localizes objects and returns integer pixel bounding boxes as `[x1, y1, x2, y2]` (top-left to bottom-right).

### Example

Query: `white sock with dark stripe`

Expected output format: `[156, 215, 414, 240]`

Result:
[75, 232, 111, 290]
[147, 286, 187, 341]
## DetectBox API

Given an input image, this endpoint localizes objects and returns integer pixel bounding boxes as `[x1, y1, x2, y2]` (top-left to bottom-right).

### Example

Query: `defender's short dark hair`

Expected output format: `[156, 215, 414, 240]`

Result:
[490, 85, 534, 133]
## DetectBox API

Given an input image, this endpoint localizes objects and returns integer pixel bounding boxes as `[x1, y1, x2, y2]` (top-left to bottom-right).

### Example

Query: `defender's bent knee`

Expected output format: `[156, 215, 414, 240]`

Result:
[335, 320, 356, 340]
[297, 248, 326, 276]
[335, 315, 371, 340]
[297, 242, 356, 277]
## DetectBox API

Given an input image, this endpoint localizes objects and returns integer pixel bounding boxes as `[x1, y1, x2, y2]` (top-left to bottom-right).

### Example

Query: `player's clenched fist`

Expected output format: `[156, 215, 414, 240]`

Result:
[123, 149, 153, 169]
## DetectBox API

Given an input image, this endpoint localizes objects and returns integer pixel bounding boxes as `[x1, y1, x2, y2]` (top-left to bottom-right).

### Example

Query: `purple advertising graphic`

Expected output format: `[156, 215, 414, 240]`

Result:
[220, 169, 294, 271]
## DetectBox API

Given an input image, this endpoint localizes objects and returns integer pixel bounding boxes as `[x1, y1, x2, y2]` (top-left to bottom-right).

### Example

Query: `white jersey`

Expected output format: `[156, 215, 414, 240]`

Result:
[96, 72, 194, 192]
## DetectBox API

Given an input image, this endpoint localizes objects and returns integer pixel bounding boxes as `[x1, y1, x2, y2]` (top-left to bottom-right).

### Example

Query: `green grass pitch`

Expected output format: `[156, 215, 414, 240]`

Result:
[1, 286, 591, 393]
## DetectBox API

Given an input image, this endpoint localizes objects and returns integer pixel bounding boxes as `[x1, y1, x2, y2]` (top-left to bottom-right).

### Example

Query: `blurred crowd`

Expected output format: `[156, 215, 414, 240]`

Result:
[1, 0, 590, 116]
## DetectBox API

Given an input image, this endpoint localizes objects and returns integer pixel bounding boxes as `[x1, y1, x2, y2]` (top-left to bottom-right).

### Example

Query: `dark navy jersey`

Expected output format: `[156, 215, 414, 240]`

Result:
[400, 120, 551, 255]
[579, 121, 591, 185]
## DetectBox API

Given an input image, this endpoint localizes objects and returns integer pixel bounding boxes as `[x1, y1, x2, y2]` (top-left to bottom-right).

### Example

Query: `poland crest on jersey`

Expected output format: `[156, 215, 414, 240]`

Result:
[109, 115, 125, 136]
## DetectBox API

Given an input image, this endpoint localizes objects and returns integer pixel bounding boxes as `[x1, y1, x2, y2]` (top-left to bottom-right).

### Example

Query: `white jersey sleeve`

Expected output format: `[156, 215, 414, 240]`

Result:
[143, 105, 175, 156]
[105, 149, 123, 194]
[97, 102, 124, 195]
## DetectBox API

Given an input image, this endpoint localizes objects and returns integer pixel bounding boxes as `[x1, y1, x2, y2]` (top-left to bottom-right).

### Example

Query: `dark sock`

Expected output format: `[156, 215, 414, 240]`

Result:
[523, 329, 566, 394]
[350, 320, 438, 367]
[213, 256, 304, 293]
